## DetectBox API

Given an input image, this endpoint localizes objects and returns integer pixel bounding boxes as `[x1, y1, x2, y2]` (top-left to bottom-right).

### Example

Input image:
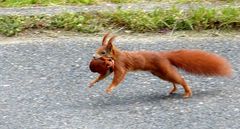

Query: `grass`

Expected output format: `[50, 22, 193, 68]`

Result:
[175, 0, 235, 4]
[0, 0, 95, 7]
[0, 0, 238, 7]
[105, 7, 240, 32]
[0, 0, 139, 7]
[0, 6, 239, 36]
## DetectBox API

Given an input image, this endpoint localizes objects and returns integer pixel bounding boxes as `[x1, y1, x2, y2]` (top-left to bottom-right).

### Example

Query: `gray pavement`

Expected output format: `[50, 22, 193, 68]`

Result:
[0, 2, 239, 16]
[0, 35, 240, 129]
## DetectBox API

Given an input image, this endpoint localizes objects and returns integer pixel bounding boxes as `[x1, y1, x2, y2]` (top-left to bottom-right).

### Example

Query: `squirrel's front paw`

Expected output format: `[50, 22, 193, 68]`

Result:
[105, 87, 113, 94]
[88, 82, 95, 88]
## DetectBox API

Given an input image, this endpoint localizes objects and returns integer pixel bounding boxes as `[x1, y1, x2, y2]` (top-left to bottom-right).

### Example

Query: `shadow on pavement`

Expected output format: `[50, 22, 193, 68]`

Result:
[90, 89, 221, 108]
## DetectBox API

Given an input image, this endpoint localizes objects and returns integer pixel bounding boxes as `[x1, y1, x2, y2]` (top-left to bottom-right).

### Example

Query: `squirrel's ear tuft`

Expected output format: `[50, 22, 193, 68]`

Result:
[106, 36, 116, 52]
[102, 33, 110, 46]
[108, 36, 116, 45]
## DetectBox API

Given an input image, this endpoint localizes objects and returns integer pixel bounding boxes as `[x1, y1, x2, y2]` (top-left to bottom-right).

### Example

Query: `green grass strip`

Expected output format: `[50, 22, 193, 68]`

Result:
[0, 6, 240, 36]
[0, 0, 138, 7]
[0, 0, 237, 7]
[0, 0, 95, 7]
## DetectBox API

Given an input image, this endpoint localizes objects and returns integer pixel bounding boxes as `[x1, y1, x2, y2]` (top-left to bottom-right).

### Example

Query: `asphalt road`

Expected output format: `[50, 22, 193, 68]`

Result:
[0, 35, 239, 129]
[0, 3, 239, 16]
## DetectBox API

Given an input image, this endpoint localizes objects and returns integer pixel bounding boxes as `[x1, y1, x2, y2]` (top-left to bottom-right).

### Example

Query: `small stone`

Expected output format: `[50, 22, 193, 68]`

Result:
[234, 108, 239, 112]
[149, 89, 154, 91]
[124, 30, 132, 33]
[0, 84, 10, 87]
[144, 107, 150, 110]
[180, 110, 185, 113]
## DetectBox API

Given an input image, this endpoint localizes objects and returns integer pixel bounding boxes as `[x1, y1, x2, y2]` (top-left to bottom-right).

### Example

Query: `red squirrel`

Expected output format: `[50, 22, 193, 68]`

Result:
[89, 33, 232, 98]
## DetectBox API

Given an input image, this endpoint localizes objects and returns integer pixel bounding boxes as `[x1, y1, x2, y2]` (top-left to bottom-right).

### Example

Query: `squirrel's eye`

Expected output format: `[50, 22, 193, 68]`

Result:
[101, 51, 106, 55]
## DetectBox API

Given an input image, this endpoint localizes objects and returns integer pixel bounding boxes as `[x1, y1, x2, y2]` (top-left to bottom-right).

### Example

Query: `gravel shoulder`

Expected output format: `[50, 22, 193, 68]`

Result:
[1, 29, 240, 44]
[0, 34, 239, 129]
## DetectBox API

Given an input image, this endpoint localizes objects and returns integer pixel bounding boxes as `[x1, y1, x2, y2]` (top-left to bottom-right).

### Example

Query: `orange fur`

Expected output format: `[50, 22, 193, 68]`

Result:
[89, 34, 232, 98]
[167, 49, 232, 77]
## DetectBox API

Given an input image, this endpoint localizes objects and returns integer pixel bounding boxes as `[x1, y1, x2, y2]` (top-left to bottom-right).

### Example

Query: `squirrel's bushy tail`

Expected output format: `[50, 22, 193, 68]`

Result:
[167, 49, 232, 77]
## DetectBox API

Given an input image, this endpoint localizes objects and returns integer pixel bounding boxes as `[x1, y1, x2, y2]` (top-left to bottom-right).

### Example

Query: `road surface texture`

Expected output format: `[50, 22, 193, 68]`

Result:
[0, 35, 240, 129]
[0, 2, 239, 16]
